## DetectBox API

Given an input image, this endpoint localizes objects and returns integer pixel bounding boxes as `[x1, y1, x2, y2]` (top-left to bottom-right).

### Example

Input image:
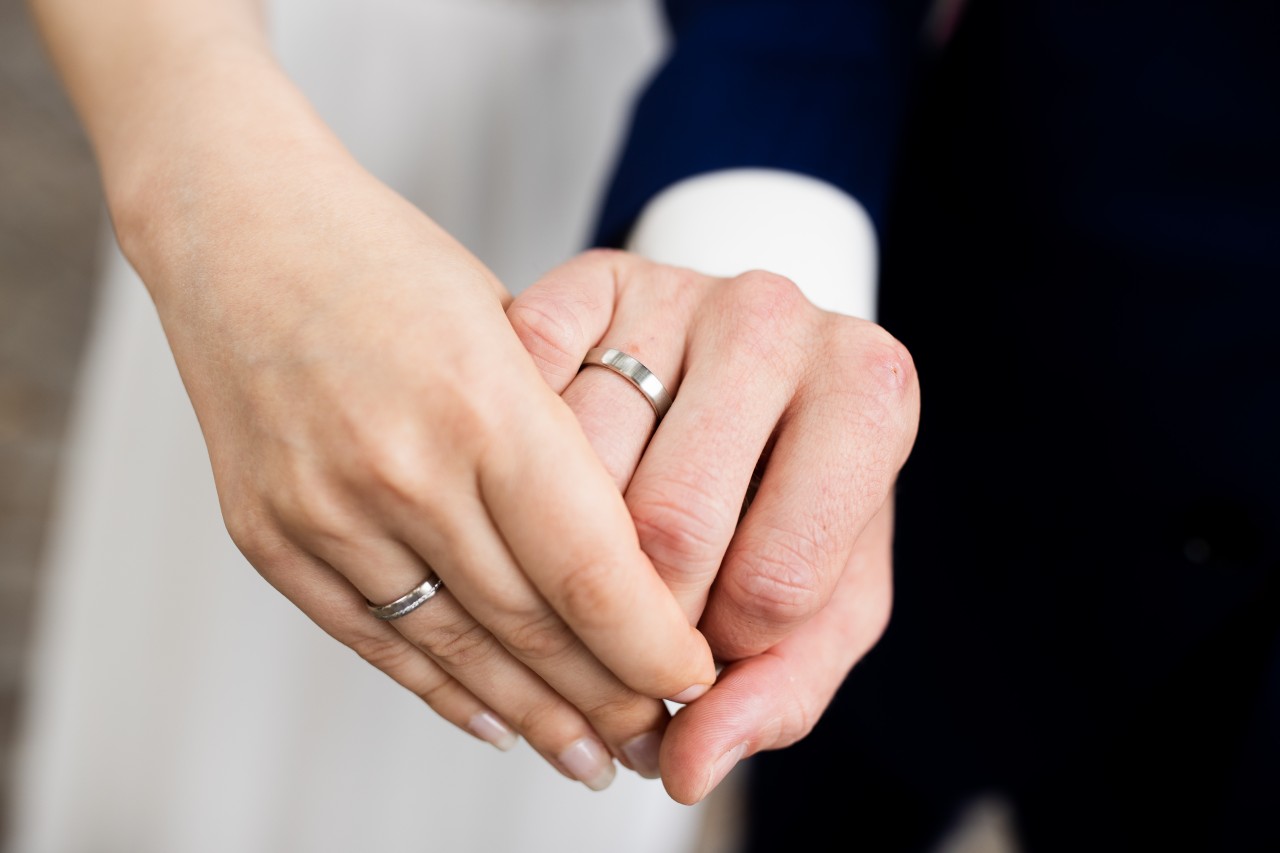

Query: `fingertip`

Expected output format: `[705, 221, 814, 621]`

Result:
[659, 664, 715, 706]
[467, 711, 520, 752]
[667, 683, 710, 705]
[621, 730, 664, 780]
[661, 740, 749, 806]
[559, 737, 618, 792]
[698, 742, 748, 803]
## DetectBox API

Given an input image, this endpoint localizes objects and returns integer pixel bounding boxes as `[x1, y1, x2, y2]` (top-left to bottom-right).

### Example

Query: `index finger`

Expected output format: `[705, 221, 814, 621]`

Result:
[478, 375, 717, 703]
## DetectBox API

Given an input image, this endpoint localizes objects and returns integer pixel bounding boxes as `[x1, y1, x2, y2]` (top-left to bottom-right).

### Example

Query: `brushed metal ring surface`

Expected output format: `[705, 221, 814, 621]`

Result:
[367, 571, 444, 621]
[579, 346, 674, 422]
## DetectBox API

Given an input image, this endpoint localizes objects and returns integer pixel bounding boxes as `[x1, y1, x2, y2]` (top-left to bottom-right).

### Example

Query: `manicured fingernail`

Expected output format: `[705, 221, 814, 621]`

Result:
[699, 743, 747, 802]
[468, 712, 519, 752]
[622, 731, 662, 779]
[559, 738, 616, 791]
[668, 683, 710, 704]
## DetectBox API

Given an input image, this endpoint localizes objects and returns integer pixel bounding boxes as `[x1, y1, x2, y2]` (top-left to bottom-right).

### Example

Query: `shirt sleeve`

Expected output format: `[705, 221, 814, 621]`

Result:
[623, 167, 879, 320]
[591, 0, 935, 251]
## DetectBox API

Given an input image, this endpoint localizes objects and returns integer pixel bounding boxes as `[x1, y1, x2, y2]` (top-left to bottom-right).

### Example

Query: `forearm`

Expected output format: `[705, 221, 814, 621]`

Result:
[27, 0, 355, 291]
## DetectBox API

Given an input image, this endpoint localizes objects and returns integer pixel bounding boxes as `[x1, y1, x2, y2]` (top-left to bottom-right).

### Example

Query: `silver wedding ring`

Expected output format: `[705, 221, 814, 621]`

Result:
[367, 570, 445, 621]
[579, 346, 674, 422]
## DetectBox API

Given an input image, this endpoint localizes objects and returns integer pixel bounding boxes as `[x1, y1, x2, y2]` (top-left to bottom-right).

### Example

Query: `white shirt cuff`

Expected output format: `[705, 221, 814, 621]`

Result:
[623, 168, 879, 320]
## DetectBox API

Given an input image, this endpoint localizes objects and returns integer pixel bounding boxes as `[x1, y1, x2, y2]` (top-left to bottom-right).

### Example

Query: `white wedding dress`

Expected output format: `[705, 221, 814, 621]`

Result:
[5, 2, 725, 851]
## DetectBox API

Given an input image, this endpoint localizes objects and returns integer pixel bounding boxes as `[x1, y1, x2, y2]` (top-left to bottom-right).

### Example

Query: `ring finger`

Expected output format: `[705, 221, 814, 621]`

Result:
[322, 502, 673, 784]
[252, 542, 519, 754]
[526, 257, 707, 491]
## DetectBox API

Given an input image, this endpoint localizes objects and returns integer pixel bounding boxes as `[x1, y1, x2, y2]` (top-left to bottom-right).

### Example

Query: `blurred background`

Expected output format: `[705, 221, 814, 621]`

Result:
[0, 0, 102, 837]
[0, 0, 1018, 849]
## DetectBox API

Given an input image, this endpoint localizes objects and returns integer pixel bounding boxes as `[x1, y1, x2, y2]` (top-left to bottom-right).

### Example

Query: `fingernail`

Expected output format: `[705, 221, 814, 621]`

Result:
[621, 731, 662, 779]
[559, 738, 616, 791]
[468, 712, 519, 752]
[699, 743, 747, 802]
[668, 683, 710, 705]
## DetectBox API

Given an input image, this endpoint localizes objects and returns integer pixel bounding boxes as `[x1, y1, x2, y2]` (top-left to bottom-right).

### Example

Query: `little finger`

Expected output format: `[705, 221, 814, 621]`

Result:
[307, 529, 653, 789]
[247, 537, 520, 754]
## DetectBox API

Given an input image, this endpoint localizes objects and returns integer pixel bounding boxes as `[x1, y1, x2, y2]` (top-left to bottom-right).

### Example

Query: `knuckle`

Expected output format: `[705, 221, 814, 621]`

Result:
[578, 690, 655, 725]
[737, 269, 806, 312]
[222, 504, 273, 561]
[346, 393, 490, 513]
[277, 485, 358, 545]
[507, 295, 589, 377]
[727, 530, 828, 629]
[504, 693, 569, 741]
[547, 552, 653, 636]
[349, 632, 421, 675]
[723, 270, 813, 373]
[734, 270, 810, 329]
[501, 607, 578, 665]
[422, 619, 497, 671]
[222, 501, 292, 569]
[815, 321, 921, 455]
[633, 496, 717, 558]
[845, 322, 919, 403]
[412, 671, 456, 709]
[360, 437, 435, 510]
[630, 486, 731, 579]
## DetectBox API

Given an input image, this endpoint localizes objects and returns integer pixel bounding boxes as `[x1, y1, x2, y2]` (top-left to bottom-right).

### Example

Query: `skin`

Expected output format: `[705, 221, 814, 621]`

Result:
[510, 252, 919, 803]
[29, 0, 715, 791]
[29, 0, 921, 806]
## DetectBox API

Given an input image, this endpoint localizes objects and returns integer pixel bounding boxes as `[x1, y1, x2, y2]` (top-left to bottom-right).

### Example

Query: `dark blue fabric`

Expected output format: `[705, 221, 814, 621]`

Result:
[590, 0, 934, 248]
[592, 0, 1280, 849]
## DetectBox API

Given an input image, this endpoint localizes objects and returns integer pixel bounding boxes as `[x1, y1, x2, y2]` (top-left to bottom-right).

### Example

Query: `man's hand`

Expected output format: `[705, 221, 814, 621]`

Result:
[509, 249, 920, 802]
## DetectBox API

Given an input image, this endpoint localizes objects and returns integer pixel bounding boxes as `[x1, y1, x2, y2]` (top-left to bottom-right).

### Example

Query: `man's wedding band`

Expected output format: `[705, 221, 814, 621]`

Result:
[579, 347, 674, 422]
[367, 570, 445, 621]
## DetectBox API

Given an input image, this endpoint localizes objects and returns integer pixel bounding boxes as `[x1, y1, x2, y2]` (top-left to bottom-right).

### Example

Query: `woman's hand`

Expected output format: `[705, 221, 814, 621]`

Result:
[131, 139, 716, 790]
[40, 3, 717, 790]
[508, 249, 920, 802]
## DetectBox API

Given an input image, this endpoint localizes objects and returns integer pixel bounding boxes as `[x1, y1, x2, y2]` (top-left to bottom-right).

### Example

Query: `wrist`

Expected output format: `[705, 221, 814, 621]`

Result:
[102, 45, 353, 278]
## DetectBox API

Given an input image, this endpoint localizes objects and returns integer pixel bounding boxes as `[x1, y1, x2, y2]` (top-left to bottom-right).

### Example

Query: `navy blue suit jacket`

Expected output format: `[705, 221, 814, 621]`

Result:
[593, 2, 1280, 850]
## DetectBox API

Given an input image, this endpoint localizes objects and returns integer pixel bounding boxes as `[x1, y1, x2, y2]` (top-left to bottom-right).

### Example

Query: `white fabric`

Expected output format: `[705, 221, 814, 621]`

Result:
[5, 3, 719, 852]
[626, 168, 878, 320]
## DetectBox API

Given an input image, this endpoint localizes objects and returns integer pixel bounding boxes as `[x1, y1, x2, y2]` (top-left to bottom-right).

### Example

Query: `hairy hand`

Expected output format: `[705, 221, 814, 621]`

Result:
[509, 249, 920, 802]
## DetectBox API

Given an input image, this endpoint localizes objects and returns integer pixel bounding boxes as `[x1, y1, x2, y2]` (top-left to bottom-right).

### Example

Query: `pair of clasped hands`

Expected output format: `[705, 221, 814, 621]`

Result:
[115, 77, 919, 806]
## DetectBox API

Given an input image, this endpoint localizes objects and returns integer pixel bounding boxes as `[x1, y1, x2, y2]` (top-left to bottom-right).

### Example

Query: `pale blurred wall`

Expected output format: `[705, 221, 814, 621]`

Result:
[0, 0, 103, 837]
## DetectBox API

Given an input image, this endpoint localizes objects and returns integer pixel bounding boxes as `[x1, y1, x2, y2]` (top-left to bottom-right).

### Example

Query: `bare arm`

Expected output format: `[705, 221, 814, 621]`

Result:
[28, 0, 716, 790]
